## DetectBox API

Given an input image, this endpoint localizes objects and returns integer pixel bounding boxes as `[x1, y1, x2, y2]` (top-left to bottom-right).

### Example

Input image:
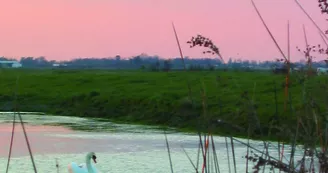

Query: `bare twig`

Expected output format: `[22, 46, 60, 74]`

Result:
[164, 130, 174, 173]
[251, 0, 287, 62]
[295, 0, 328, 45]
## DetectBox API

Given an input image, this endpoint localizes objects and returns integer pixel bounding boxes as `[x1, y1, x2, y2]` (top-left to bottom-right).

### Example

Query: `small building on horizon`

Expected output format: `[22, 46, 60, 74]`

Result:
[52, 63, 68, 67]
[0, 61, 22, 68]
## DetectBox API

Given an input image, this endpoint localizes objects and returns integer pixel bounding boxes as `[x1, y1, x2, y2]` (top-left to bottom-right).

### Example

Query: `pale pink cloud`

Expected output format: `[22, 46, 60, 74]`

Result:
[0, 0, 327, 62]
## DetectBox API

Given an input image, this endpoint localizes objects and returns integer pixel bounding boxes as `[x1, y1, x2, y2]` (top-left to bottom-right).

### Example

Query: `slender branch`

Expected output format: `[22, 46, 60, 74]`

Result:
[294, 0, 328, 46]
[251, 0, 288, 62]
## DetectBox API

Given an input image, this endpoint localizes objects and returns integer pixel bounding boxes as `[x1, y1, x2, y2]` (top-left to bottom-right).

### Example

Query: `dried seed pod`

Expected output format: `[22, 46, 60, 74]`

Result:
[187, 34, 223, 62]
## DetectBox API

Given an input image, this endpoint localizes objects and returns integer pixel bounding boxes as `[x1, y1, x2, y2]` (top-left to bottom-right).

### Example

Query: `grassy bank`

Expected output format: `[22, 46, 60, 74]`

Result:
[0, 68, 326, 141]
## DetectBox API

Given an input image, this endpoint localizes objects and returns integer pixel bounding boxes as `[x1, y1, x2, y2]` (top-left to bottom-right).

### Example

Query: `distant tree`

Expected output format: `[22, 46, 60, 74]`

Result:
[115, 55, 121, 61]
[208, 64, 215, 71]
[155, 60, 160, 70]
[227, 58, 233, 67]
[20, 57, 36, 67]
[10, 53, 316, 70]
[163, 59, 172, 72]
[0, 56, 14, 61]
[132, 56, 142, 66]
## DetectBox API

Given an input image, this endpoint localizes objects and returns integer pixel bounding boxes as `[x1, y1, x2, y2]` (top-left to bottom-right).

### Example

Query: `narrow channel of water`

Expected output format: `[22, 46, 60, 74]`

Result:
[0, 113, 314, 172]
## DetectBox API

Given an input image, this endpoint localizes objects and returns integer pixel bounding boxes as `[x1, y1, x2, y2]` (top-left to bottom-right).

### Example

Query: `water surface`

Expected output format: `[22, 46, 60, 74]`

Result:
[0, 112, 312, 172]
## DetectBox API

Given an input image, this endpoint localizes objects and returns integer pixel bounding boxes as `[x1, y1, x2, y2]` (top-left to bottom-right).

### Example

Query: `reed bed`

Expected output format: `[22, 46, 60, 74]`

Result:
[5, 1, 328, 173]
[163, 1, 328, 172]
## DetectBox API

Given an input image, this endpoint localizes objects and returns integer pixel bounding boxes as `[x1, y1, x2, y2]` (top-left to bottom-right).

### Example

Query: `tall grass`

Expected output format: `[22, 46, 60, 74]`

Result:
[162, 1, 328, 172]
[2, 1, 328, 172]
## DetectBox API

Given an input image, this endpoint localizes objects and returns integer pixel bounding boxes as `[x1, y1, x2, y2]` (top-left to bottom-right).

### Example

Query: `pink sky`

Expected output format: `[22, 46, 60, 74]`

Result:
[0, 0, 327, 61]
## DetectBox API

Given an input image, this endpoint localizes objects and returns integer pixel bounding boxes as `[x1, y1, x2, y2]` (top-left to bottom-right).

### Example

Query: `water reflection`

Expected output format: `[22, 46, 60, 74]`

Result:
[0, 113, 313, 173]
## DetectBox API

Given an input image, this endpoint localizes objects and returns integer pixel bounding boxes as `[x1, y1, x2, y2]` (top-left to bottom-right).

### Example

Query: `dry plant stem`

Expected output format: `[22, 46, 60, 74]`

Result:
[206, 136, 210, 173]
[195, 143, 200, 171]
[284, 21, 291, 111]
[273, 81, 284, 173]
[217, 52, 225, 64]
[172, 22, 187, 71]
[6, 76, 38, 173]
[310, 155, 315, 173]
[205, 135, 209, 173]
[172, 23, 206, 171]
[289, 119, 300, 172]
[201, 81, 207, 118]
[287, 89, 298, 171]
[200, 82, 209, 173]
[198, 132, 206, 172]
[252, 0, 291, 114]
[303, 25, 309, 48]
[246, 127, 250, 173]
[235, 79, 275, 168]
[319, 31, 328, 47]
[233, 137, 293, 170]
[247, 83, 257, 173]
[196, 129, 204, 170]
[262, 124, 275, 173]
[230, 137, 237, 173]
[325, 123, 328, 153]
[261, 141, 271, 173]
[251, 0, 288, 62]
[210, 135, 220, 173]
[5, 113, 16, 173]
[280, 143, 285, 167]
[208, 137, 212, 173]
[277, 134, 284, 170]
[294, 0, 328, 44]
[18, 104, 38, 172]
[196, 142, 201, 171]
[181, 146, 198, 172]
[172, 22, 194, 105]
[199, 81, 221, 173]
[274, 81, 279, 121]
[312, 108, 324, 151]
[5, 77, 19, 173]
[225, 137, 232, 173]
[303, 25, 313, 76]
[207, 142, 210, 173]
[248, 98, 269, 161]
[164, 130, 174, 173]
[202, 135, 208, 173]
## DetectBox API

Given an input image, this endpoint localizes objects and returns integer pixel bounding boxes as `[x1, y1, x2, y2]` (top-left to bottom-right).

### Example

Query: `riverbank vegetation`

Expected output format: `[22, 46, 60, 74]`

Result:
[0, 68, 325, 142]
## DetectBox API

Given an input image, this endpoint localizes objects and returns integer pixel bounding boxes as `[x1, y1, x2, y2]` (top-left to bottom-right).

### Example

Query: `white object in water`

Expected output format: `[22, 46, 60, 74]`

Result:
[68, 152, 99, 173]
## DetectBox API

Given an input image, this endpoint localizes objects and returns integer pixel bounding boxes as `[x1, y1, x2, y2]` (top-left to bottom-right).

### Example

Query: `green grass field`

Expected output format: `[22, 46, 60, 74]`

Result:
[0, 69, 326, 141]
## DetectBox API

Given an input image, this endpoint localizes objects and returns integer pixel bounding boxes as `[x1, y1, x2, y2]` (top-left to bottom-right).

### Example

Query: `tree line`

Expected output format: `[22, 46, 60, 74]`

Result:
[0, 54, 326, 70]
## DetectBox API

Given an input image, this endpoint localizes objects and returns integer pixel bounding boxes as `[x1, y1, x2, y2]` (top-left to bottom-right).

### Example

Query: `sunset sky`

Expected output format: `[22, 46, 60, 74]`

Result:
[0, 0, 327, 61]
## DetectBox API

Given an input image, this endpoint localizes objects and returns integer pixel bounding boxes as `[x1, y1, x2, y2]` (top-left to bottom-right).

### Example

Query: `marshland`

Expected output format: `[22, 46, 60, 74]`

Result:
[2, 0, 328, 173]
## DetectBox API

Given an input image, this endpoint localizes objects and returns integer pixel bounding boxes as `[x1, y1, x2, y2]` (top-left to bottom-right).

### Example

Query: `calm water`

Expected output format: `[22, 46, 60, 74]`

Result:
[0, 112, 314, 172]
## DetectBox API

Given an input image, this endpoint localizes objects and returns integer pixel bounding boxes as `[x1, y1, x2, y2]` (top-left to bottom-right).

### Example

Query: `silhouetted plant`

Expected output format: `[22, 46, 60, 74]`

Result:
[186, 34, 225, 63]
[319, 0, 328, 14]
